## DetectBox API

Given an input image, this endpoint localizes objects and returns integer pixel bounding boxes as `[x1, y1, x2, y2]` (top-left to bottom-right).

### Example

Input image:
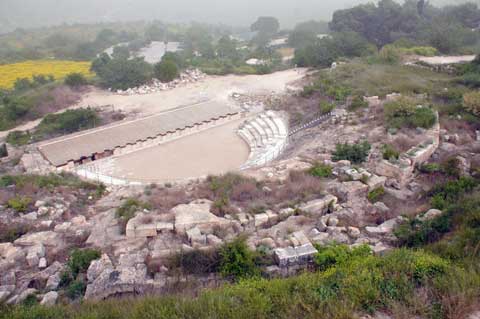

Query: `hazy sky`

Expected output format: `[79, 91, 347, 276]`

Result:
[0, 0, 475, 32]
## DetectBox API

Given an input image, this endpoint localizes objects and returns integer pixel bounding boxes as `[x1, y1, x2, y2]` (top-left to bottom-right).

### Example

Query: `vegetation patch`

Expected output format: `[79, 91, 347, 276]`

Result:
[308, 162, 333, 178]
[0, 60, 93, 89]
[332, 141, 371, 164]
[384, 97, 437, 129]
[367, 187, 385, 203]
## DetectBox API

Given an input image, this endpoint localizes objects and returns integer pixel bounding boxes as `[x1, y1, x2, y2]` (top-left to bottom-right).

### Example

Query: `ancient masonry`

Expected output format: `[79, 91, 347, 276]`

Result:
[38, 102, 244, 170]
[237, 110, 289, 169]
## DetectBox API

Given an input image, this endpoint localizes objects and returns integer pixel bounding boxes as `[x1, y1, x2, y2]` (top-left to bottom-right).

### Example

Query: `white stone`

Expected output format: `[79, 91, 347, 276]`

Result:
[38, 257, 47, 269]
[40, 291, 58, 306]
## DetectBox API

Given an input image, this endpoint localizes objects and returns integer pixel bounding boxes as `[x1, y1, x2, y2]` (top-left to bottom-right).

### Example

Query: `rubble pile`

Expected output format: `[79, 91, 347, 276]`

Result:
[115, 69, 206, 95]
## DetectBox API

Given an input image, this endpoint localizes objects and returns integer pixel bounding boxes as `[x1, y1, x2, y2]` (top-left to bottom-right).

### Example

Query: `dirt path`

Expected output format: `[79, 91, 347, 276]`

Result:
[0, 69, 306, 141]
[76, 69, 307, 116]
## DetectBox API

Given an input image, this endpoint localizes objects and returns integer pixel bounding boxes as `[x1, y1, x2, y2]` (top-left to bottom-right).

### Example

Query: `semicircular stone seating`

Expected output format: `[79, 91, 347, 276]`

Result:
[237, 110, 289, 169]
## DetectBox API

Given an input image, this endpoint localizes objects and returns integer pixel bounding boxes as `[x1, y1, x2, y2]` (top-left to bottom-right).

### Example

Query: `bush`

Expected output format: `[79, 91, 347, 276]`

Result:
[67, 248, 101, 277]
[382, 144, 400, 161]
[429, 177, 478, 210]
[154, 60, 179, 83]
[0, 223, 31, 243]
[378, 45, 401, 64]
[6, 130, 31, 146]
[349, 95, 368, 110]
[332, 141, 371, 164]
[219, 237, 259, 280]
[7, 196, 32, 212]
[308, 162, 333, 178]
[419, 163, 441, 174]
[440, 157, 461, 178]
[367, 187, 385, 203]
[319, 101, 335, 114]
[64, 72, 88, 88]
[35, 108, 99, 138]
[463, 91, 480, 116]
[314, 244, 371, 271]
[384, 98, 436, 129]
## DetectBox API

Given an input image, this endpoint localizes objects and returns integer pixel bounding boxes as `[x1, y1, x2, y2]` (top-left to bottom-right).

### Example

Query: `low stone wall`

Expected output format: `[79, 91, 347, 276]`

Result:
[376, 113, 440, 186]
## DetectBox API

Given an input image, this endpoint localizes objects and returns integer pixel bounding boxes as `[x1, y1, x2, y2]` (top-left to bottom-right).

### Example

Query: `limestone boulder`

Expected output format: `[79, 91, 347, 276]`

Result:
[299, 195, 338, 216]
[172, 200, 231, 234]
[40, 291, 58, 306]
[87, 254, 114, 283]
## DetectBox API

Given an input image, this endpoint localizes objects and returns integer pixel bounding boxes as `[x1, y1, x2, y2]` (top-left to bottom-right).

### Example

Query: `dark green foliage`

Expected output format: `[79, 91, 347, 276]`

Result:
[332, 141, 371, 164]
[429, 177, 478, 210]
[293, 32, 373, 68]
[315, 244, 371, 271]
[35, 108, 99, 139]
[382, 144, 400, 161]
[154, 60, 179, 83]
[6, 131, 31, 146]
[395, 214, 451, 248]
[91, 53, 153, 90]
[384, 98, 436, 129]
[309, 162, 333, 178]
[367, 187, 385, 203]
[0, 143, 8, 158]
[219, 237, 259, 280]
[250, 16, 280, 36]
[67, 249, 101, 277]
[64, 72, 88, 88]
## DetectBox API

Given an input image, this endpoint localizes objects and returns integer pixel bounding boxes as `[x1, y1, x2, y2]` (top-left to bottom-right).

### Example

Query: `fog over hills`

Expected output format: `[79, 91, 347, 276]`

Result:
[0, 0, 477, 33]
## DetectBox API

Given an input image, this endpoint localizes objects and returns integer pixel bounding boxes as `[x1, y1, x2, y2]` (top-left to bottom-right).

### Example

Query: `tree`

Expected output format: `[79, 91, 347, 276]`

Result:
[294, 20, 329, 34]
[92, 55, 153, 90]
[288, 30, 318, 49]
[64, 73, 88, 88]
[216, 36, 239, 60]
[145, 22, 166, 41]
[154, 60, 179, 83]
[251, 16, 280, 35]
[111, 45, 130, 60]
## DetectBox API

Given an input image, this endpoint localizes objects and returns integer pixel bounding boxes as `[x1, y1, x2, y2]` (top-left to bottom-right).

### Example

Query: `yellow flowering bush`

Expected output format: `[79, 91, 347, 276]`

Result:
[0, 60, 93, 89]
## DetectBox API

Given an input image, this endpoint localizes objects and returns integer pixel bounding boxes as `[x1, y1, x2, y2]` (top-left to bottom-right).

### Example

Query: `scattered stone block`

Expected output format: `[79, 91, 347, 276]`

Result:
[299, 195, 338, 216]
[40, 291, 58, 306]
[254, 213, 269, 227]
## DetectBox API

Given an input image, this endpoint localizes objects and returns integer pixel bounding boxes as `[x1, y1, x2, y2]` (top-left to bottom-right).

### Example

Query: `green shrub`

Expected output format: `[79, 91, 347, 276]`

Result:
[319, 101, 335, 114]
[349, 95, 368, 110]
[301, 85, 315, 97]
[67, 248, 101, 277]
[382, 144, 400, 161]
[395, 214, 451, 247]
[332, 141, 371, 164]
[7, 196, 32, 212]
[315, 244, 371, 271]
[410, 107, 437, 129]
[429, 177, 478, 210]
[378, 45, 400, 64]
[384, 98, 436, 129]
[309, 162, 333, 178]
[64, 72, 88, 88]
[367, 187, 385, 203]
[219, 237, 259, 280]
[6, 130, 31, 146]
[154, 60, 179, 83]
[35, 108, 99, 138]
[419, 163, 441, 174]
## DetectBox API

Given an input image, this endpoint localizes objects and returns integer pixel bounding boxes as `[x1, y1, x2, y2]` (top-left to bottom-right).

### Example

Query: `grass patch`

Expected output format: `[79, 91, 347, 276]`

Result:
[332, 141, 371, 164]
